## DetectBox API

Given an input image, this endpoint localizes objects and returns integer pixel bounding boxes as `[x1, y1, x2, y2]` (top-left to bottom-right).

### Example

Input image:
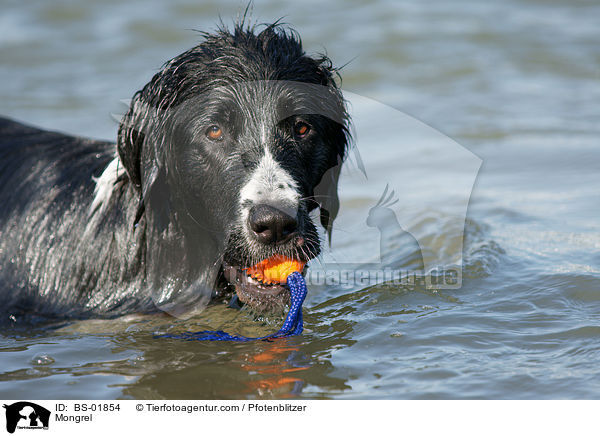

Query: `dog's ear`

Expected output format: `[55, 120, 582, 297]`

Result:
[314, 155, 343, 245]
[138, 163, 171, 232]
[118, 90, 173, 228]
[117, 92, 148, 191]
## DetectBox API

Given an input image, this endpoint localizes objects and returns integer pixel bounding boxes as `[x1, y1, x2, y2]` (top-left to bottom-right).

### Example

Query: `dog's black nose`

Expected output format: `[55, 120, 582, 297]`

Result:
[248, 204, 298, 244]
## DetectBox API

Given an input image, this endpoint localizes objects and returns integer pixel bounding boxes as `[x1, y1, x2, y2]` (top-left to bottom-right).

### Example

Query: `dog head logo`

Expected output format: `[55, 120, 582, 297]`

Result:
[3, 402, 50, 434]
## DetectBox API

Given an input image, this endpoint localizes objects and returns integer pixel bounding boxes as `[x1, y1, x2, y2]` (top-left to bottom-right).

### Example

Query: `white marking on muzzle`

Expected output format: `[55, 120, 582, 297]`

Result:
[239, 150, 300, 221]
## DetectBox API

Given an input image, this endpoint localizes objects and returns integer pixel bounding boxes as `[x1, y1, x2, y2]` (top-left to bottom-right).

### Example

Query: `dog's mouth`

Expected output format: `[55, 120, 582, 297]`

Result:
[219, 215, 320, 313]
[222, 256, 307, 313]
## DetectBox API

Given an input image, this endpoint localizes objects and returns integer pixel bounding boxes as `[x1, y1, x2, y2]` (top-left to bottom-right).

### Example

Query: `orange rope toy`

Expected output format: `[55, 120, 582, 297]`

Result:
[245, 255, 306, 284]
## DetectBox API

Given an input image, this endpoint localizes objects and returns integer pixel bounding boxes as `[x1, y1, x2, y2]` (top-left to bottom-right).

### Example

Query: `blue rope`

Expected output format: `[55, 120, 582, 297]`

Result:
[156, 271, 307, 342]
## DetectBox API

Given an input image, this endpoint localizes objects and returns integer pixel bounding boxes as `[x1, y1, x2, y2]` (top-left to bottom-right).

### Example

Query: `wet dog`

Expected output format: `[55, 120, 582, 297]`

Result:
[0, 22, 349, 321]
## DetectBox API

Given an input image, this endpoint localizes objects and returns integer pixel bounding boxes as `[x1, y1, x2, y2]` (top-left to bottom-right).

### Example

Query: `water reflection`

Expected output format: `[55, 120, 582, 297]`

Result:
[239, 342, 308, 398]
[96, 314, 357, 399]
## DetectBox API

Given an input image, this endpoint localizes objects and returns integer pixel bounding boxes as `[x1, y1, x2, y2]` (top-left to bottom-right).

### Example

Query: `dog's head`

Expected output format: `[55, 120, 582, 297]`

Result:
[117, 23, 350, 313]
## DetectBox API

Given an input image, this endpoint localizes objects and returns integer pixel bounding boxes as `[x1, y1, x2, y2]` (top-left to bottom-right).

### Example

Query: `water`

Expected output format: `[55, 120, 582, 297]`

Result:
[1, 0, 599, 399]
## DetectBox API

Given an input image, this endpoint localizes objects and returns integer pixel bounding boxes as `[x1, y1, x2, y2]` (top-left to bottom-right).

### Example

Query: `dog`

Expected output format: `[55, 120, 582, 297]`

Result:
[0, 22, 350, 322]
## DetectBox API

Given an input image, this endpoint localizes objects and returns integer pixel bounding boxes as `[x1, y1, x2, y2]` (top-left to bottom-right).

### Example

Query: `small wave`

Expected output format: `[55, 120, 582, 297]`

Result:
[462, 218, 506, 279]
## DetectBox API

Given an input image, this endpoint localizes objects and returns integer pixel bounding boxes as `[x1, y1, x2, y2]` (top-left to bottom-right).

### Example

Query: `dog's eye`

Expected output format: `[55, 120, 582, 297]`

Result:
[294, 122, 310, 139]
[206, 125, 223, 141]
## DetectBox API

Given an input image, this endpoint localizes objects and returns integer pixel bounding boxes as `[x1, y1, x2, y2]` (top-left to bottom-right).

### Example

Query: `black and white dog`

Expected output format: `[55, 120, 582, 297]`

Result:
[0, 23, 349, 322]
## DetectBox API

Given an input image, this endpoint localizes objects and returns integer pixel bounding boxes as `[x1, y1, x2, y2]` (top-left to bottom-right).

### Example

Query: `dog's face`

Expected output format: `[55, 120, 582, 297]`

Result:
[117, 24, 349, 313]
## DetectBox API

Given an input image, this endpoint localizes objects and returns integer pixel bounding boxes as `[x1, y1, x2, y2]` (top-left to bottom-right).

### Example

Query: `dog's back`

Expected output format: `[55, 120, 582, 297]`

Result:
[0, 117, 147, 321]
[0, 117, 114, 218]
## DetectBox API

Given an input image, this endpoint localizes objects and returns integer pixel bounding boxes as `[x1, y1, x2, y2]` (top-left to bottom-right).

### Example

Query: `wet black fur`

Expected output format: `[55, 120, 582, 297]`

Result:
[0, 22, 349, 323]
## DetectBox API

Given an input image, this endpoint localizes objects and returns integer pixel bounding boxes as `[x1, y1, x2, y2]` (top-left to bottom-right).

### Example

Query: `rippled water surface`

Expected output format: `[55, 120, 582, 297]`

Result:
[1, 0, 599, 399]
